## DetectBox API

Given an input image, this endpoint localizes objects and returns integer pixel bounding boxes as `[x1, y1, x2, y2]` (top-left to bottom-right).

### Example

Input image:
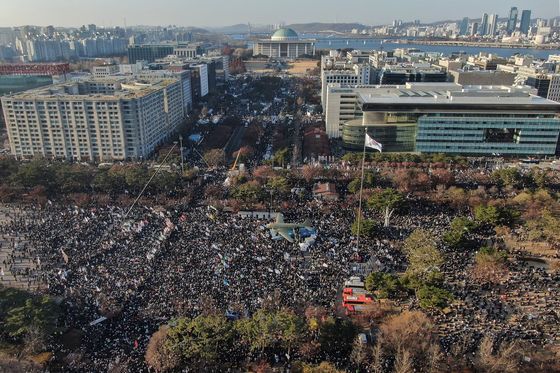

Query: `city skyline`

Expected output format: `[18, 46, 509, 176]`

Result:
[0, 0, 558, 28]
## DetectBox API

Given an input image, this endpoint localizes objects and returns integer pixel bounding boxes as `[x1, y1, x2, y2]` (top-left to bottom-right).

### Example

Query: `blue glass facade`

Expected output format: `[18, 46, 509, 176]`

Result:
[416, 116, 560, 156]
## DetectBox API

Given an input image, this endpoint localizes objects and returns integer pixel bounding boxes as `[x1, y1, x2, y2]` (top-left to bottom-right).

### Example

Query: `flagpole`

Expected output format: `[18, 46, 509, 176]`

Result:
[355, 131, 368, 252]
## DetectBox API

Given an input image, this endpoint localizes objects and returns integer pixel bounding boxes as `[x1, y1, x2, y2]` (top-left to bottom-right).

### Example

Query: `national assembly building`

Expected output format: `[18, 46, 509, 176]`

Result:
[253, 28, 315, 59]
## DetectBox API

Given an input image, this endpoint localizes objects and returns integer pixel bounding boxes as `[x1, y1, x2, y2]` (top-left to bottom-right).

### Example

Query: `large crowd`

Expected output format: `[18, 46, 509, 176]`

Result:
[1, 153, 559, 370]
[0, 193, 399, 369]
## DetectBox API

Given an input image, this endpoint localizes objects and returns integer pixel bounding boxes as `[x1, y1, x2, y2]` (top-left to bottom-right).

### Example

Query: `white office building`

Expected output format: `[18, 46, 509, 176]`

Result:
[2, 78, 184, 161]
[92, 64, 119, 78]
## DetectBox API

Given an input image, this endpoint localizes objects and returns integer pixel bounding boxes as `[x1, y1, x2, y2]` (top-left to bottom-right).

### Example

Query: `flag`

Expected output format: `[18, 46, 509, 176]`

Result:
[365, 134, 383, 152]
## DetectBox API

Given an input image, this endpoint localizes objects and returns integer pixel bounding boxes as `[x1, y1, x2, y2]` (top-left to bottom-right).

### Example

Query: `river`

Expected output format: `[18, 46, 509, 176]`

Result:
[246, 35, 560, 59]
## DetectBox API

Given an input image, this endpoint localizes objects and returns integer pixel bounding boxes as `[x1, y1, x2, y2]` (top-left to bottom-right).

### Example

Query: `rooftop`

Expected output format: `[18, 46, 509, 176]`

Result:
[357, 83, 560, 109]
[4, 77, 177, 100]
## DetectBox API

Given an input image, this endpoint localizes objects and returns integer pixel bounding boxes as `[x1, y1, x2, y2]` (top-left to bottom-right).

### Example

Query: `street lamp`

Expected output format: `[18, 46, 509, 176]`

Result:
[179, 135, 184, 175]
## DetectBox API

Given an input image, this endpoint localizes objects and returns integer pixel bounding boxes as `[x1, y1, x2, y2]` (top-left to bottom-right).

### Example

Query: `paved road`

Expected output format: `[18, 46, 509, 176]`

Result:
[0, 205, 41, 292]
[224, 125, 247, 162]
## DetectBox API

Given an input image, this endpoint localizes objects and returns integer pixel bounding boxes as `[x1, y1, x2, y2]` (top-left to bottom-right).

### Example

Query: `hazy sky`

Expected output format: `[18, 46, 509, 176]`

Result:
[0, 0, 558, 28]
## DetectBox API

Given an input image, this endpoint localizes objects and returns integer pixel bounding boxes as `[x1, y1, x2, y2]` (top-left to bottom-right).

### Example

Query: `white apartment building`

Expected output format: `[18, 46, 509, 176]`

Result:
[1, 78, 184, 161]
[191, 63, 209, 97]
[136, 69, 193, 116]
[92, 64, 119, 78]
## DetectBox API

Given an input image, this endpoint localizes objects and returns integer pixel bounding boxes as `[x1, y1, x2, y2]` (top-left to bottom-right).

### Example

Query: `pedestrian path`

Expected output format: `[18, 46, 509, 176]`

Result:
[0, 205, 42, 292]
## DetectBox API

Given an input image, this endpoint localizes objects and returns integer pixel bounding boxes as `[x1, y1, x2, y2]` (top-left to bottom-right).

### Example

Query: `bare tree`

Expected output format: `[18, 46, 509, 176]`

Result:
[475, 336, 521, 373]
[370, 343, 384, 373]
[427, 343, 444, 373]
[394, 348, 414, 373]
[378, 311, 435, 358]
[145, 326, 181, 373]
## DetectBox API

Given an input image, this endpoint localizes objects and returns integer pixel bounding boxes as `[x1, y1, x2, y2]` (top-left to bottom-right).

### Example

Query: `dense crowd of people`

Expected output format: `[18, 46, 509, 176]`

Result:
[0, 196, 390, 369]
[0, 162, 558, 370]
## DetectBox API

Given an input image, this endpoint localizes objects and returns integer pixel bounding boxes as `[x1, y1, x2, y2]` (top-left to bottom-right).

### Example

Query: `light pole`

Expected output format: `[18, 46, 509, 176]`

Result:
[179, 135, 184, 175]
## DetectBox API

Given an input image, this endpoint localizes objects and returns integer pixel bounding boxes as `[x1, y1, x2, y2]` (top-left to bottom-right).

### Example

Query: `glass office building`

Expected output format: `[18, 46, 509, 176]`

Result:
[416, 115, 560, 155]
[355, 83, 560, 156]
[342, 118, 417, 152]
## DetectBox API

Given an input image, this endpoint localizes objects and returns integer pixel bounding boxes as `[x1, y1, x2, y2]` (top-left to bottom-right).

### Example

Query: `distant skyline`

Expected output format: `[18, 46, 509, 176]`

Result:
[0, 0, 559, 28]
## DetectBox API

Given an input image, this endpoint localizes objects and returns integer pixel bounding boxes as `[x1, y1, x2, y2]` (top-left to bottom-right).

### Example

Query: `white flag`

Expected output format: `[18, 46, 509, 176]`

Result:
[365, 134, 383, 152]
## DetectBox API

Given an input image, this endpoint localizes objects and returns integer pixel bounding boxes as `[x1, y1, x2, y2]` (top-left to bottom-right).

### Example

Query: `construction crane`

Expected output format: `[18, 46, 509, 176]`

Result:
[231, 149, 242, 171]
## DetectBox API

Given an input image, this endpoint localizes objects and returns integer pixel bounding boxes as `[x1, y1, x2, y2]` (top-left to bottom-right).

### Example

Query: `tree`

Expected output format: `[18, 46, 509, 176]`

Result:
[0, 158, 18, 181]
[10, 159, 55, 194]
[368, 188, 405, 227]
[474, 204, 500, 226]
[272, 148, 290, 168]
[350, 339, 371, 371]
[471, 247, 509, 284]
[443, 217, 477, 249]
[365, 272, 402, 299]
[525, 209, 560, 244]
[394, 348, 414, 373]
[1, 288, 60, 349]
[392, 169, 431, 193]
[318, 317, 358, 365]
[166, 315, 237, 369]
[431, 169, 455, 188]
[475, 336, 521, 373]
[445, 187, 468, 209]
[426, 343, 444, 373]
[301, 165, 323, 183]
[295, 361, 346, 373]
[54, 164, 93, 193]
[492, 168, 523, 188]
[266, 176, 290, 195]
[529, 169, 552, 189]
[417, 286, 453, 310]
[122, 166, 150, 194]
[253, 165, 275, 180]
[351, 218, 378, 238]
[92, 168, 126, 194]
[403, 229, 443, 280]
[370, 343, 384, 373]
[348, 172, 375, 194]
[474, 204, 518, 228]
[232, 146, 255, 163]
[231, 181, 265, 203]
[236, 309, 305, 358]
[203, 149, 226, 168]
[378, 311, 435, 358]
[145, 326, 181, 373]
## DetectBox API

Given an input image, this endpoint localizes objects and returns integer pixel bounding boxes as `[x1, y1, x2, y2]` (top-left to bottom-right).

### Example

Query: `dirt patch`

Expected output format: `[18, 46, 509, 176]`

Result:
[287, 60, 319, 76]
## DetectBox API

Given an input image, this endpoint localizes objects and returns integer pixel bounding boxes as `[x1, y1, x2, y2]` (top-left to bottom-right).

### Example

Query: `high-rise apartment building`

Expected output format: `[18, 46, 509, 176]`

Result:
[471, 23, 479, 36]
[487, 14, 499, 36]
[1, 78, 185, 161]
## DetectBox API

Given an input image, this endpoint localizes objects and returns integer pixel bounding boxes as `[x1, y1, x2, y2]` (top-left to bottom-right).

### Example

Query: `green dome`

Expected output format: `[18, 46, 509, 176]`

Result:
[271, 28, 299, 41]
